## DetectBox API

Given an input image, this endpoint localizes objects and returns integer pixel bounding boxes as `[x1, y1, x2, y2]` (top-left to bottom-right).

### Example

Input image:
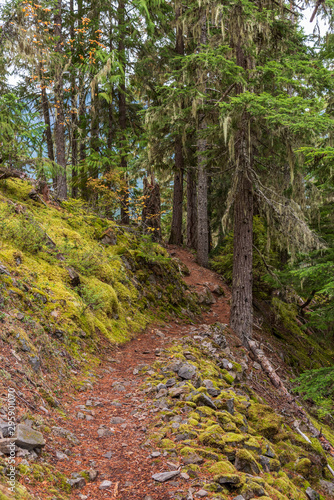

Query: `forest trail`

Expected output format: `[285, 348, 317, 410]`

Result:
[32, 246, 231, 500]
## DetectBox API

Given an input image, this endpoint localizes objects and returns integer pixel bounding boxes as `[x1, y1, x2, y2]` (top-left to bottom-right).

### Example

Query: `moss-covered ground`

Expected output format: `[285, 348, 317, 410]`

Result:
[145, 331, 334, 499]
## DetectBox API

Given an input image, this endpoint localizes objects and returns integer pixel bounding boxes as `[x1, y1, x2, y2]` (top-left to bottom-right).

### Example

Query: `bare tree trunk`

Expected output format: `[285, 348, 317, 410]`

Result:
[118, 0, 130, 224]
[70, 0, 78, 198]
[40, 67, 54, 164]
[169, 138, 184, 245]
[196, 11, 208, 267]
[187, 166, 197, 249]
[107, 11, 114, 153]
[169, 3, 184, 245]
[230, 38, 254, 344]
[230, 165, 253, 344]
[54, 0, 67, 200]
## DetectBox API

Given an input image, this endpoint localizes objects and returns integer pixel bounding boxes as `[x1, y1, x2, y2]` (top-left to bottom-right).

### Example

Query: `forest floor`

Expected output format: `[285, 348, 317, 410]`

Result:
[20, 246, 234, 500]
[16, 246, 332, 500]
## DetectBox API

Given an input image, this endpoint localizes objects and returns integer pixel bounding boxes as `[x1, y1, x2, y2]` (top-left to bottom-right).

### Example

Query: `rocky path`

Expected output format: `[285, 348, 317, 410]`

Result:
[37, 247, 231, 500]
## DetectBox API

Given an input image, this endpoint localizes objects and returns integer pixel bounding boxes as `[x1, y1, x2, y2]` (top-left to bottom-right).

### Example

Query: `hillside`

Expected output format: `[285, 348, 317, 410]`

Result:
[0, 179, 334, 500]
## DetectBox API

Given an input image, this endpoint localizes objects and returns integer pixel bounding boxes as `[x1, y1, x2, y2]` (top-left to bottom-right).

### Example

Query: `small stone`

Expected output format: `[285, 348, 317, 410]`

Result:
[97, 428, 113, 438]
[85, 415, 94, 421]
[16, 449, 30, 458]
[197, 490, 208, 498]
[259, 455, 270, 472]
[264, 445, 275, 458]
[88, 469, 98, 482]
[167, 461, 179, 470]
[14, 424, 45, 450]
[152, 471, 180, 482]
[180, 472, 190, 480]
[156, 383, 166, 392]
[169, 386, 187, 398]
[133, 368, 139, 375]
[28, 356, 40, 372]
[99, 480, 112, 490]
[151, 451, 161, 458]
[195, 393, 216, 410]
[77, 412, 85, 419]
[232, 496, 245, 500]
[165, 378, 176, 387]
[102, 451, 112, 459]
[156, 388, 168, 398]
[253, 362, 261, 370]
[110, 417, 126, 424]
[79, 495, 88, 500]
[319, 480, 334, 496]
[178, 363, 197, 380]
[305, 487, 320, 500]
[226, 398, 234, 415]
[67, 477, 86, 489]
[222, 359, 233, 370]
[182, 454, 203, 465]
[55, 451, 68, 460]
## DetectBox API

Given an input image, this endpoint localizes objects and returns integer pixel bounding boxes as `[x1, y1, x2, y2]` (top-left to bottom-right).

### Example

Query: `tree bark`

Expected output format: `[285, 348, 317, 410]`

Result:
[187, 166, 197, 249]
[39, 65, 54, 164]
[118, 0, 130, 224]
[230, 144, 254, 345]
[142, 177, 161, 241]
[169, 138, 184, 245]
[229, 32, 254, 344]
[70, 0, 78, 198]
[54, 0, 67, 199]
[77, 0, 88, 199]
[169, 3, 184, 245]
[196, 11, 209, 267]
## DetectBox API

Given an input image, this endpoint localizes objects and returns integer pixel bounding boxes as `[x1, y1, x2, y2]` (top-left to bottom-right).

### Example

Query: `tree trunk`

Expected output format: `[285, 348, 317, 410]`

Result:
[40, 66, 54, 164]
[169, 3, 184, 245]
[230, 139, 254, 344]
[54, 0, 67, 200]
[187, 166, 197, 249]
[70, 0, 78, 198]
[118, 0, 130, 224]
[77, 0, 87, 199]
[196, 11, 208, 267]
[230, 37, 254, 344]
[169, 138, 184, 244]
[142, 177, 161, 241]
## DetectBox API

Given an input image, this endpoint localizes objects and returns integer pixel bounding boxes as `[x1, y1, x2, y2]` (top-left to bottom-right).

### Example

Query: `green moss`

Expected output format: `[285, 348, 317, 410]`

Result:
[160, 438, 176, 450]
[198, 425, 225, 450]
[208, 461, 236, 475]
[222, 432, 246, 446]
[244, 436, 263, 452]
[248, 403, 283, 438]
[295, 458, 311, 477]
[220, 370, 234, 385]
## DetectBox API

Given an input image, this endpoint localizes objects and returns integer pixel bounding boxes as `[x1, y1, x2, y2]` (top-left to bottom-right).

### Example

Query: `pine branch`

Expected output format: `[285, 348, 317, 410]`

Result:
[310, 0, 325, 23]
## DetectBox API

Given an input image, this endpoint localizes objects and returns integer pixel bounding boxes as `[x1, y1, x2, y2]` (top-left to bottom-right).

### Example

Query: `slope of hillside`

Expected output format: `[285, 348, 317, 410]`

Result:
[0, 179, 334, 500]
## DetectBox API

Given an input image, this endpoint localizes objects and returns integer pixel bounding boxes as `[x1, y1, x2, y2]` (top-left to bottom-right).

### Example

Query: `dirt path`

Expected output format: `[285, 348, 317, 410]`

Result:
[24, 247, 232, 500]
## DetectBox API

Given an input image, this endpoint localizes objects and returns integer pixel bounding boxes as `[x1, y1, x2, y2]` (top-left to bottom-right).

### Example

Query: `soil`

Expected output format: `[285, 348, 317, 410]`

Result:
[13, 246, 326, 500]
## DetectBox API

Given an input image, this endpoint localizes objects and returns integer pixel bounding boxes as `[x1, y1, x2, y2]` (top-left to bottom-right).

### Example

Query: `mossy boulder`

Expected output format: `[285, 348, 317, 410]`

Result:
[295, 458, 312, 477]
[198, 425, 225, 450]
[235, 449, 260, 475]
[248, 403, 282, 439]
[209, 461, 243, 486]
